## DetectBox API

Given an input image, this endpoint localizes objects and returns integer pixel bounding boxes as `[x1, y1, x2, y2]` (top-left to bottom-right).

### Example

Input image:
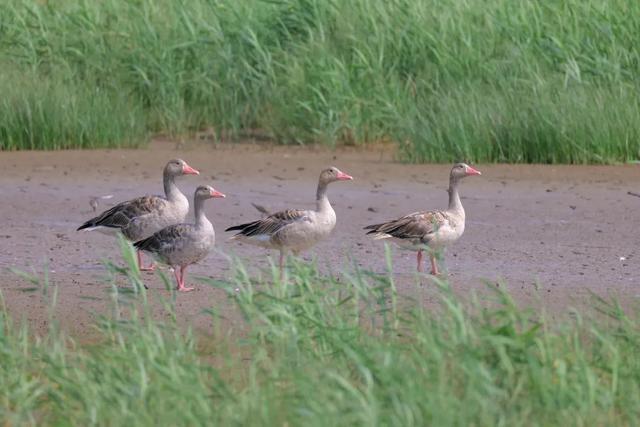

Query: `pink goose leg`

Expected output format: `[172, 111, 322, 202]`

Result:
[177, 265, 194, 292]
[429, 254, 439, 276]
[137, 251, 155, 272]
[416, 250, 424, 272]
[173, 268, 182, 290]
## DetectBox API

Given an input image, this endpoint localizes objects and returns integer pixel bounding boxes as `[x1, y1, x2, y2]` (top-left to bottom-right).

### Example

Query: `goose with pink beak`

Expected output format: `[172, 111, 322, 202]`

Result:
[135, 185, 226, 292]
[365, 163, 481, 275]
[78, 159, 200, 271]
[226, 167, 354, 273]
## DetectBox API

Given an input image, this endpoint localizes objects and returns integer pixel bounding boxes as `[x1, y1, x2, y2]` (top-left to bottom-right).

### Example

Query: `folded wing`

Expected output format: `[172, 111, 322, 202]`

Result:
[134, 224, 193, 255]
[226, 209, 310, 237]
[364, 211, 448, 243]
[77, 196, 165, 231]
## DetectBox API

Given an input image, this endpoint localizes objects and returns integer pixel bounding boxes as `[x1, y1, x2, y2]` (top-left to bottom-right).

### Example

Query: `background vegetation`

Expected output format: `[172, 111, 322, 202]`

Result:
[2, 246, 640, 425]
[1, 0, 639, 162]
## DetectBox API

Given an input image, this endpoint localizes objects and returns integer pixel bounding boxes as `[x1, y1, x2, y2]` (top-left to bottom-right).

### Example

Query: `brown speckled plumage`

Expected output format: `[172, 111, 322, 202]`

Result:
[365, 210, 456, 247]
[226, 209, 310, 242]
[79, 196, 170, 240]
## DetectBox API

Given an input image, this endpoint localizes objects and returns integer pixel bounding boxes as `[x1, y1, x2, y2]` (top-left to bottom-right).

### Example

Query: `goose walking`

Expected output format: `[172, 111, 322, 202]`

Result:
[364, 163, 481, 274]
[77, 159, 199, 270]
[134, 185, 225, 292]
[226, 167, 353, 273]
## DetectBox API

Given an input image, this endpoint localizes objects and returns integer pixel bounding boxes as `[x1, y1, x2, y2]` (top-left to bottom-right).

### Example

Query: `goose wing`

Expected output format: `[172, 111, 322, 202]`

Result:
[226, 209, 311, 237]
[364, 210, 449, 242]
[78, 195, 166, 231]
[134, 224, 193, 255]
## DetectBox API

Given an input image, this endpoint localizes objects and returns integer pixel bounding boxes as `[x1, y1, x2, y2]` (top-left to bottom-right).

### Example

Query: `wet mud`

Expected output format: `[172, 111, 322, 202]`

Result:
[1, 140, 639, 339]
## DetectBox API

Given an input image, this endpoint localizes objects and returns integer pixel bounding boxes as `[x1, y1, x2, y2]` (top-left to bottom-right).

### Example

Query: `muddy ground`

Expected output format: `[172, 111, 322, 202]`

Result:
[1, 140, 639, 340]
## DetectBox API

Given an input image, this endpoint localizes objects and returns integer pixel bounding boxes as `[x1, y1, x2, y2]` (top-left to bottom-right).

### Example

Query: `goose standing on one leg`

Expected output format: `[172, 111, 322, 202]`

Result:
[225, 167, 353, 274]
[77, 159, 200, 271]
[134, 185, 226, 292]
[364, 163, 481, 274]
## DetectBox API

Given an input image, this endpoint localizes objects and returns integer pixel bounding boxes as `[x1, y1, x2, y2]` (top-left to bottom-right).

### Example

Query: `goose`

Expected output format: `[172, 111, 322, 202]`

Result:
[364, 163, 481, 274]
[77, 159, 199, 270]
[226, 167, 353, 272]
[134, 185, 225, 292]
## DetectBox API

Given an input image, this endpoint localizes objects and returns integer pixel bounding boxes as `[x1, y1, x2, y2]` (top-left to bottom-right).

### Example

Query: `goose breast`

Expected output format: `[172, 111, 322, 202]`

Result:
[272, 209, 336, 251]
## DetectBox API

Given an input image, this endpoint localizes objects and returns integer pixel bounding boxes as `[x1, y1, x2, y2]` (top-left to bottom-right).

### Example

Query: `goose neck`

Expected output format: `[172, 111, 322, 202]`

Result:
[447, 178, 464, 215]
[194, 197, 211, 228]
[316, 181, 332, 212]
[164, 173, 184, 203]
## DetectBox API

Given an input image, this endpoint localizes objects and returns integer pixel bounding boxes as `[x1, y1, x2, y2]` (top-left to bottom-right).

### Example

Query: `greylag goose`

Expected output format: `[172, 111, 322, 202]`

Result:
[77, 159, 199, 270]
[364, 163, 481, 274]
[134, 185, 225, 292]
[225, 167, 353, 272]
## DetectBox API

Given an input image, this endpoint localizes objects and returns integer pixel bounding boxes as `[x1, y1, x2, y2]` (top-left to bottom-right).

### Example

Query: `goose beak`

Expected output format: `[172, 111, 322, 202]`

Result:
[336, 171, 354, 181]
[210, 189, 226, 198]
[465, 166, 481, 176]
[182, 163, 200, 175]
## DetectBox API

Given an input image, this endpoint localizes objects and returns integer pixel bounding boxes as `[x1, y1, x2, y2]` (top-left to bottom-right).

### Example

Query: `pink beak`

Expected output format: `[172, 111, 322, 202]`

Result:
[182, 163, 200, 175]
[336, 171, 354, 181]
[465, 166, 482, 176]
[210, 189, 226, 198]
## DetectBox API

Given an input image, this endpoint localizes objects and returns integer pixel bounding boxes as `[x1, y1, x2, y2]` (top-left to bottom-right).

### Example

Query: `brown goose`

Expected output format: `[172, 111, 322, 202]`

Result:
[364, 163, 481, 274]
[134, 185, 225, 292]
[77, 159, 199, 270]
[226, 167, 353, 273]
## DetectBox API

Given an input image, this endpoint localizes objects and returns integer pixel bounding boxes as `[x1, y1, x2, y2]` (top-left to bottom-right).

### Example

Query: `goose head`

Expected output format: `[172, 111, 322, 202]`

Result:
[450, 163, 481, 182]
[195, 185, 226, 201]
[319, 166, 354, 185]
[164, 159, 200, 178]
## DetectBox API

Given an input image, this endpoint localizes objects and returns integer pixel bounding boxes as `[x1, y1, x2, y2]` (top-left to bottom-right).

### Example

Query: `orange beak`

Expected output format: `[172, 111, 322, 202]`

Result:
[182, 163, 200, 175]
[336, 171, 354, 181]
[465, 166, 482, 176]
[210, 189, 226, 198]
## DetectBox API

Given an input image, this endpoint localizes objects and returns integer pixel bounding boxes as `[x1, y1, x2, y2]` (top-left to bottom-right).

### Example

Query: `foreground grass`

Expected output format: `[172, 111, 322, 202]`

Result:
[1, 0, 639, 162]
[2, 248, 640, 425]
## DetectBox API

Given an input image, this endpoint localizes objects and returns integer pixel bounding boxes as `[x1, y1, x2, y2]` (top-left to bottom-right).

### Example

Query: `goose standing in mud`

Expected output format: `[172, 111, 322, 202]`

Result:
[364, 163, 481, 274]
[226, 167, 354, 273]
[134, 185, 225, 292]
[77, 159, 200, 270]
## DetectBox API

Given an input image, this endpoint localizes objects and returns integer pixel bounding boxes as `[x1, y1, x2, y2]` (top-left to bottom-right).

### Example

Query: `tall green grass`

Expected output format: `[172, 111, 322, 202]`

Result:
[3, 245, 640, 425]
[1, 0, 639, 162]
[0, 70, 145, 150]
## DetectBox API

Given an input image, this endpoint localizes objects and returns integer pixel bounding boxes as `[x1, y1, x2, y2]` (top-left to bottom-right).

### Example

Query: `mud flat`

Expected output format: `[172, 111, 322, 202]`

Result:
[1, 140, 639, 339]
